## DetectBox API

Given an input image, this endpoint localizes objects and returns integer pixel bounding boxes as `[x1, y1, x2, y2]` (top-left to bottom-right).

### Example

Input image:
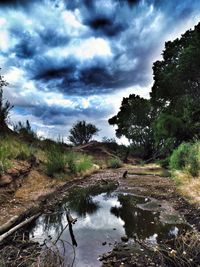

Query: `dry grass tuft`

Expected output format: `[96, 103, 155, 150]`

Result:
[177, 172, 200, 204]
[172, 171, 200, 204]
[154, 231, 200, 267]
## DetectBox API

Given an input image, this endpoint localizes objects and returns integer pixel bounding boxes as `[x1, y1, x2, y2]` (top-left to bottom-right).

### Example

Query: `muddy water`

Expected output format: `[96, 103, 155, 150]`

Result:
[28, 187, 189, 267]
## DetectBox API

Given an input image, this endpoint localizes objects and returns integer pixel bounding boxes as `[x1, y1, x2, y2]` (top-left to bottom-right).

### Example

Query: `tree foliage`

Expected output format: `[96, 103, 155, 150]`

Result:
[109, 94, 155, 158]
[109, 22, 200, 158]
[68, 120, 99, 146]
[151, 23, 200, 152]
[0, 72, 13, 134]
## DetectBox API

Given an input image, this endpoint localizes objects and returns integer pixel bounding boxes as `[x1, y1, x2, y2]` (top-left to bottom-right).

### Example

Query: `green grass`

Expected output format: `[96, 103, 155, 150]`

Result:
[107, 157, 123, 168]
[0, 137, 33, 173]
[66, 152, 93, 174]
[0, 136, 94, 178]
[45, 144, 66, 176]
[0, 145, 11, 173]
[0, 137, 32, 160]
[45, 146, 93, 177]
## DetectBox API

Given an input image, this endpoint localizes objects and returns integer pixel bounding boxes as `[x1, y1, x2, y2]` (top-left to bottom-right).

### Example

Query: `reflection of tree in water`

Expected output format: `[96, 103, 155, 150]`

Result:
[110, 194, 183, 242]
[67, 187, 100, 216]
[29, 212, 66, 237]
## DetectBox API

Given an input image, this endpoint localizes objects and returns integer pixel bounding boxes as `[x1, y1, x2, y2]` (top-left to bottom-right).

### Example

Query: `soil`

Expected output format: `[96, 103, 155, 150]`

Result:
[0, 162, 200, 267]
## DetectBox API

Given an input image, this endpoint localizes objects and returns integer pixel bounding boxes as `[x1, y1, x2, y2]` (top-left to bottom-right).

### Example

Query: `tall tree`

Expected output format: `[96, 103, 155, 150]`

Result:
[0, 72, 13, 134]
[109, 94, 155, 158]
[68, 120, 99, 146]
[109, 22, 200, 159]
[151, 23, 200, 149]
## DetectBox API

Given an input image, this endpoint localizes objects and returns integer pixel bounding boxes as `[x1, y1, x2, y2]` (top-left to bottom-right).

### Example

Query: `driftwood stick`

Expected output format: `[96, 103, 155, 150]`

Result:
[0, 215, 19, 235]
[66, 211, 77, 247]
[0, 213, 40, 243]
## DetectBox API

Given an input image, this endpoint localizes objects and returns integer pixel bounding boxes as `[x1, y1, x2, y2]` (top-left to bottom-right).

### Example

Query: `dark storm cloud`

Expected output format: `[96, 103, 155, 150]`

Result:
[14, 33, 38, 58]
[18, 102, 111, 126]
[1, 0, 200, 137]
[4, 0, 200, 96]
[85, 15, 125, 37]
[38, 28, 70, 47]
[0, 0, 28, 6]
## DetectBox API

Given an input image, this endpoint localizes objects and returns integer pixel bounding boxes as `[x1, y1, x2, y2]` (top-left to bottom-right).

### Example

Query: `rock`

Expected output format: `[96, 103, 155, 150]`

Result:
[121, 235, 129, 242]
[102, 242, 107, 246]
[0, 175, 12, 186]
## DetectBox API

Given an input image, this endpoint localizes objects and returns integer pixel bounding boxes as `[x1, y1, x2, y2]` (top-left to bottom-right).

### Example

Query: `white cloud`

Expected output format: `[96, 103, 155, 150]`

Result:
[46, 37, 112, 61]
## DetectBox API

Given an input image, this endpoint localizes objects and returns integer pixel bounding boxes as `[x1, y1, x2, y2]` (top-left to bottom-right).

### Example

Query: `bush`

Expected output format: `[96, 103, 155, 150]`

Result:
[169, 143, 191, 170]
[76, 154, 93, 173]
[66, 152, 93, 174]
[107, 158, 123, 168]
[188, 142, 200, 176]
[170, 142, 200, 176]
[45, 145, 66, 176]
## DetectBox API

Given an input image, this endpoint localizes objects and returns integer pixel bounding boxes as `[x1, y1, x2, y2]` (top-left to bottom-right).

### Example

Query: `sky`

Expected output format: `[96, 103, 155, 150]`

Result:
[0, 0, 200, 143]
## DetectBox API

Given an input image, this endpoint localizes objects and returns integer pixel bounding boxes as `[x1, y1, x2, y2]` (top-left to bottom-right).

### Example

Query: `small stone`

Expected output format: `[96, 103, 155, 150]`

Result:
[102, 242, 107, 246]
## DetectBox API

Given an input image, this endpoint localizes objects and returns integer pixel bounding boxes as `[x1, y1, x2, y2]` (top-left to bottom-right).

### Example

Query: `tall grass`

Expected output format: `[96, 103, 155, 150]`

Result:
[0, 146, 10, 173]
[0, 137, 33, 173]
[66, 152, 93, 174]
[45, 145, 93, 177]
[0, 137, 32, 160]
[107, 157, 123, 168]
[45, 145, 66, 176]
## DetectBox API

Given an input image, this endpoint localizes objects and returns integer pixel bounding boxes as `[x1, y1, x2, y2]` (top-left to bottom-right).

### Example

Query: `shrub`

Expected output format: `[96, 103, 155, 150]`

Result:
[66, 152, 93, 174]
[170, 142, 200, 176]
[187, 142, 200, 176]
[45, 145, 66, 176]
[107, 158, 123, 168]
[169, 142, 191, 170]
[76, 154, 93, 173]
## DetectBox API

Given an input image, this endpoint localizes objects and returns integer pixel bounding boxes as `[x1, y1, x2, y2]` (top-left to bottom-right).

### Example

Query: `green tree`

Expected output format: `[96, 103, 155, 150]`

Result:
[151, 23, 200, 149]
[109, 94, 155, 158]
[0, 73, 13, 134]
[109, 23, 200, 159]
[68, 120, 99, 146]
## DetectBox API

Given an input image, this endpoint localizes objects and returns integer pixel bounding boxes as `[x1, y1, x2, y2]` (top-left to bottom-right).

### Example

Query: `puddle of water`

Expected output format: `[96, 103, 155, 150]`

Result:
[28, 188, 189, 267]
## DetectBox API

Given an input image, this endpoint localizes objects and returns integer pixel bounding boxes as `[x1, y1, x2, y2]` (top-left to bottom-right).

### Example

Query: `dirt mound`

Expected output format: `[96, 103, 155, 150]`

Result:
[73, 141, 118, 160]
